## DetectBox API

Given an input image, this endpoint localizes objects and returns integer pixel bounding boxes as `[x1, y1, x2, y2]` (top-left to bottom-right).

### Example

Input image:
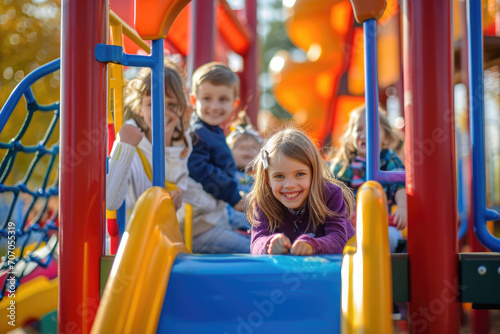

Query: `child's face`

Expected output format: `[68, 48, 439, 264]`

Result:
[190, 81, 239, 126]
[141, 93, 180, 130]
[352, 113, 388, 158]
[232, 136, 261, 169]
[267, 153, 312, 210]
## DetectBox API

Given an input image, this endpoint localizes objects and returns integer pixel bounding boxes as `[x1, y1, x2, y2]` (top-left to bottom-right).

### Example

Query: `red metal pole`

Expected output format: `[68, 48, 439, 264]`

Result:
[403, 0, 460, 333]
[59, 0, 107, 332]
[241, 0, 258, 126]
[188, 0, 215, 80]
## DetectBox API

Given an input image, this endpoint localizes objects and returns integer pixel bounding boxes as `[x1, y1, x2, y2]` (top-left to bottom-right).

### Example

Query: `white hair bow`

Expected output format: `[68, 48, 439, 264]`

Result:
[261, 150, 269, 170]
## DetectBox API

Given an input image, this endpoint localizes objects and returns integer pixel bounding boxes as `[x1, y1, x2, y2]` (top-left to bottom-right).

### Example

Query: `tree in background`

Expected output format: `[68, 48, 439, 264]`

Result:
[257, 0, 294, 132]
[0, 0, 61, 186]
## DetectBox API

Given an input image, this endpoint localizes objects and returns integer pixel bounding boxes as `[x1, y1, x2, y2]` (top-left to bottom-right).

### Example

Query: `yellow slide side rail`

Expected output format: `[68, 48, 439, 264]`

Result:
[108, 10, 151, 134]
[341, 181, 393, 334]
[106, 10, 152, 222]
[92, 187, 190, 334]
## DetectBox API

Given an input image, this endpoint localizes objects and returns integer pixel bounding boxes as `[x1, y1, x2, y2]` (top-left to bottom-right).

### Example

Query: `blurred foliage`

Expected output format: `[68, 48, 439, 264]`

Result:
[259, 0, 293, 119]
[0, 0, 61, 189]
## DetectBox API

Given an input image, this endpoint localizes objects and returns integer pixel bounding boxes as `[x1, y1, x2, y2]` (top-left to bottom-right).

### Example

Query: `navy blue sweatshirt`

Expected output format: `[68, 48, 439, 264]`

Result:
[188, 119, 242, 206]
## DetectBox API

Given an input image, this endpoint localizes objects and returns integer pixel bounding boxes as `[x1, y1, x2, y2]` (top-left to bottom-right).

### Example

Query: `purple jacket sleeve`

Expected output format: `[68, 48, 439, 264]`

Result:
[250, 208, 278, 254]
[295, 185, 354, 255]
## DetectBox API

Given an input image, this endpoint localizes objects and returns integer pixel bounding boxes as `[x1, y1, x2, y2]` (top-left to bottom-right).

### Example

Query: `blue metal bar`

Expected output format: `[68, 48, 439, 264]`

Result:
[0, 184, 58, 197]
[0, 59, 60, 132]
[117, 202, 126, 239]
[36, 102, 60, 113]
[364, 19, 378, 182]
[466, 0, 500, 251]
[363, 19, 405, 185]
[456, 130, 469, 240]
[151, 39, 166, 187]
[0, 142, 58, 154]
[94, 44, 155, 67]
[95, 40, 166, 188]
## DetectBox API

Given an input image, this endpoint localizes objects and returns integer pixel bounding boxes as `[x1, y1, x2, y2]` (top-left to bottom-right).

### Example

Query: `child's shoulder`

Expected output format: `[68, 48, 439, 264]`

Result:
[191, 119, 222, 136]
[324, 180, 344, 196]
[191, 119, 206, 133]
[330, 159, 347, 174]
[249, 201, 268, 222]
[380, 148, 403, 161]
[380, 149, 404, 170]
[321, 181, 348, 210]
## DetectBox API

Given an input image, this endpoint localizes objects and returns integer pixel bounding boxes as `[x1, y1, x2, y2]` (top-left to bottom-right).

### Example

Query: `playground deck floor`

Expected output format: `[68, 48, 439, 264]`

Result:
[7, 309, 500, 333]
[393, 309, 500, 333]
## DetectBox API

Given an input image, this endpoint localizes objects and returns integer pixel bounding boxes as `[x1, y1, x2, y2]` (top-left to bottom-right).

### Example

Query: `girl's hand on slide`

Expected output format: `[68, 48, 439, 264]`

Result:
[118, 124, 144, 147]
[267, 233, 291, 255]
[393, 207, 407, 230]
[291, 241, 314, 256]
[233, 199, 245, 212]
[170, 187, 183, 211]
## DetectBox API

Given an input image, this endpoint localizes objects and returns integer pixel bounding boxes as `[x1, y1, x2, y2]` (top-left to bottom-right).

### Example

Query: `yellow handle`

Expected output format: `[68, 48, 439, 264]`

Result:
[92, 187, 190, 334]
[341, 181, 393, 334]
[184, 203, 193, 252]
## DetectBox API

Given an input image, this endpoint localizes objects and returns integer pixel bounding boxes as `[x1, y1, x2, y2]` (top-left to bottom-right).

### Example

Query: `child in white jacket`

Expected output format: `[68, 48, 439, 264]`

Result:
[106, 60, 191, 225]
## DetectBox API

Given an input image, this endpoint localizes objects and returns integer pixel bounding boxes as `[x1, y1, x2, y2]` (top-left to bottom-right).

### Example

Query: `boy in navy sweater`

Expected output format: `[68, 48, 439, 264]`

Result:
[180, 62, 249, 253]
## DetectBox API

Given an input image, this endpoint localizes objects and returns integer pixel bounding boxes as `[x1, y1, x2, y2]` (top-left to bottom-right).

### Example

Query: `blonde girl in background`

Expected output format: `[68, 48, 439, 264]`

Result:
[330, 104, 406, 252]
[226, 111, 263, 231]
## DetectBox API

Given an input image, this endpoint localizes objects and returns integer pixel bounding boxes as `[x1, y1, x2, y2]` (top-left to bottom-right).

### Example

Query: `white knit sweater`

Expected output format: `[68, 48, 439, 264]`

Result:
[106, 120, 192, 220]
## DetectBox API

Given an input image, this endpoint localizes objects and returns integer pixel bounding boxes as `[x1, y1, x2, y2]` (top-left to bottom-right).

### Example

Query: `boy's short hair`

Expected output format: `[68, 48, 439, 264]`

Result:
[191, 62, 240, 98]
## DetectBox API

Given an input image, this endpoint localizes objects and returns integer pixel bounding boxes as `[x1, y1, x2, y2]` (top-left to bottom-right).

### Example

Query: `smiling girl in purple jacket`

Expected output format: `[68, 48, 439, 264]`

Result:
[247, 128, 355, 255]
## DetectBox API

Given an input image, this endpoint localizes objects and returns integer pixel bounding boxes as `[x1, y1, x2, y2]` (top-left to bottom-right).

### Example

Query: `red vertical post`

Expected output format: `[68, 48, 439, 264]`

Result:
[403, 0, 459, 333]
[188, 0, 215, 79]
[59, 0, 107, 333]
[241, 0, 258, 126]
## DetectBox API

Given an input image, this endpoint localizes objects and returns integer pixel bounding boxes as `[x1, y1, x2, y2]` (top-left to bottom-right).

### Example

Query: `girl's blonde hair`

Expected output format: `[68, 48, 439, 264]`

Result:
[247, 127, 354, 232]
[226, 111, 262, 150]
[331, 104, 399, 176]
[123, 59, 188, 144]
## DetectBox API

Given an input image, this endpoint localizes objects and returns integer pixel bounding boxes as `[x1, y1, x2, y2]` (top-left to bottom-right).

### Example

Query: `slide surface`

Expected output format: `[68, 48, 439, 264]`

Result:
[158, 254, 343, 334]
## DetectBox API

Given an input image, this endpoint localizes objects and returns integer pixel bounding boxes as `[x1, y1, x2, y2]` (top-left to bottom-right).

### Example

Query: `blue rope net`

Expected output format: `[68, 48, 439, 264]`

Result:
[0, 59, 60, 300]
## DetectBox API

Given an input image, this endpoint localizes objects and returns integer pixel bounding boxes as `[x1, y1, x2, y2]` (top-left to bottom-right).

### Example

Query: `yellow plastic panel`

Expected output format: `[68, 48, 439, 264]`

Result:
[0, 276, 58, 332]
[91, 187, 190, 334]
[341, 181, 393, 333]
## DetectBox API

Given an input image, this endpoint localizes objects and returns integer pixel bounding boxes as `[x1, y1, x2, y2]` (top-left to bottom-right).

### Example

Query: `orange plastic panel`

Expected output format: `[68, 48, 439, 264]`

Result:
[271, 51, 343, 140]
[347, 21, 400, 95]
[347, 27, 365, 96]
[272, 0, 353, 139]
[349, 0, 387, 23]
[167, 5, 189, 55]
[135, 0, 191, 40]
[330, 96, 365, 147]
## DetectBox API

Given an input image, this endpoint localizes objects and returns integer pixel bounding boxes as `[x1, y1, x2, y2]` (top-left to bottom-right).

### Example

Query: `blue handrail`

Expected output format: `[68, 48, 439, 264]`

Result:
[466, 0, 500, 251]
[0, 58, 60, 132]
[95, 41, 166, 188]
[363, 19, 405, 185]
[456, 129, 469, 240]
